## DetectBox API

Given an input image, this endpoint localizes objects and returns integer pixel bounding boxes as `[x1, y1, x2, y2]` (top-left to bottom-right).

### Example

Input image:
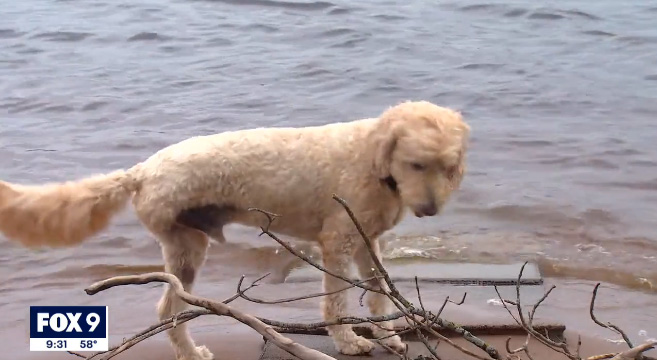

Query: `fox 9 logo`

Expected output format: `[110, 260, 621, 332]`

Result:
[29, 306, 108, 351]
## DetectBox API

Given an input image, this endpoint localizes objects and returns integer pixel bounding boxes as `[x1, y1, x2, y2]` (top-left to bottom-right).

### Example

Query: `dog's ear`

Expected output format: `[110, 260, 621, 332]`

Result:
[372, 124, 398, 179]
[445, 125, 470, 190]
[447, 148, 466, 190]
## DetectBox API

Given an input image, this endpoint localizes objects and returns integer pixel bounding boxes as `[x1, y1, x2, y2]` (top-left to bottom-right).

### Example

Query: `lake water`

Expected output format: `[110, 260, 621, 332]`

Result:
[1, 0, 656, 357]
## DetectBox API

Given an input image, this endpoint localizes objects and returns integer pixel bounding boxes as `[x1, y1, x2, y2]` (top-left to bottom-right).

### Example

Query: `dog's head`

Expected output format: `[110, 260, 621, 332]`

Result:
[372, 100, 470, 218]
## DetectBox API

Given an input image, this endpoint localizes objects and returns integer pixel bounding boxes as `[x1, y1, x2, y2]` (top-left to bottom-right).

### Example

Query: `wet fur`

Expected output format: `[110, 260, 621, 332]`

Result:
[0, 100, 470, 360]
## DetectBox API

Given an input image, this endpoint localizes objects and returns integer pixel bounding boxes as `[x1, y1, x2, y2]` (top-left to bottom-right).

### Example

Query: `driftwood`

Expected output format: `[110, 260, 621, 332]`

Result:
[67, 195, 656, 360]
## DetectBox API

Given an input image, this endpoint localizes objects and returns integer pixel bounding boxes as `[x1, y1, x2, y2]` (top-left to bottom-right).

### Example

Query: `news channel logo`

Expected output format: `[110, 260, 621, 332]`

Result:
[29, 306, 109, 352]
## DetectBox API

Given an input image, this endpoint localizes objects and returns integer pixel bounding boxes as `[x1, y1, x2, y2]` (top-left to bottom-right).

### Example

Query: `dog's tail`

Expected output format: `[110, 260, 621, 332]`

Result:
[0, 167, 142, 248]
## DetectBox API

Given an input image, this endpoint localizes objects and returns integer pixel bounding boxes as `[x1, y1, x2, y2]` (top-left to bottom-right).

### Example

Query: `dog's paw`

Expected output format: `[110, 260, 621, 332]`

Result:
[190, 345, 214, 360]
[379, 335, 407, 354]
[334, 335, 376, 355]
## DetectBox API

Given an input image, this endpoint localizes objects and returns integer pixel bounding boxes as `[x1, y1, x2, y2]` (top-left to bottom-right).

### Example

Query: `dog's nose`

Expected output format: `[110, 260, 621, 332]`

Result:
[420, 203, 438, 217]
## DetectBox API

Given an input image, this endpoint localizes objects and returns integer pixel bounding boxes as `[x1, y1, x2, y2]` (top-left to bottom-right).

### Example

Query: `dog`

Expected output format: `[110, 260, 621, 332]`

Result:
[0, 100, 470, 360]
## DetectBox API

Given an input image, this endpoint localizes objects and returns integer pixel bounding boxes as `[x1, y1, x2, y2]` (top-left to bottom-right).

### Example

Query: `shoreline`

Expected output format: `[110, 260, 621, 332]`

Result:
[23, 330, 657, 360]
[4, 259, 656, 360]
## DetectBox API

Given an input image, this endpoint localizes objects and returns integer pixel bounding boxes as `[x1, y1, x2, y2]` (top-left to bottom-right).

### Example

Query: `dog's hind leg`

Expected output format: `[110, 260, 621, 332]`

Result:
[353, 241, 407, 354]
[156, 226, 213, 360]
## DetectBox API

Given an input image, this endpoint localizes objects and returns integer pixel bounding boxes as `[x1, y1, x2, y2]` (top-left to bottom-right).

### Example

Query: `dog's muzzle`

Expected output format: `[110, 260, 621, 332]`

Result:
[413, 203, 438, 217]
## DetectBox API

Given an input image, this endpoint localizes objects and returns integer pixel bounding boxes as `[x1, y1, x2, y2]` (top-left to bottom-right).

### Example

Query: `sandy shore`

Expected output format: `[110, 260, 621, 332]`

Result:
[27, 331, 655, 360]
[9, 260, 656, 360]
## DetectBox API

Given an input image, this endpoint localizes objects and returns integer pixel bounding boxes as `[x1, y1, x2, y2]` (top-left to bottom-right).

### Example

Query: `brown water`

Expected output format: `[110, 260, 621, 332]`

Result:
[1, 0, 657, 357]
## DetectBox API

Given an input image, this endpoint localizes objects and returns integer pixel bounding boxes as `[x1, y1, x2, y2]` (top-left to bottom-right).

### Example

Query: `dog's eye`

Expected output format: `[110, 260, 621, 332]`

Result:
[411, 163, 425, 171]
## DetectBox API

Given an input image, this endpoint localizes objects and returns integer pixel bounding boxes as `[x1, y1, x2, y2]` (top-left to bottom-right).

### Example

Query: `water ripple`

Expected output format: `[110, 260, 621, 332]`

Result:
[127, 32, 172, 42]
[616, 35, 657, 45]
[81, 101, 109, 112]
[31, 31, 93, 42]
[0, 28, 24, 38]
[204, 0, 335, 11]
[371, 13, 407, 21]
[560, 9, 601, 20]
[582, 30, 616, 37]
[457, 63, 505, 71]
[528, 11, 565, 20]
[453, 4, 599, 21]
[504, 8, 528, 17]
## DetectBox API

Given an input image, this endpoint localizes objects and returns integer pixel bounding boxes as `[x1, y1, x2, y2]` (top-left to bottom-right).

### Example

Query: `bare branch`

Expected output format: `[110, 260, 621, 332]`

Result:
[493, 285, 522, 327]
[414, 276, 428, 317]
[359, 288, 367, 306]
[415, 328, 442, 360]
[77, 274, 269, 360]
[510, 262, 575, 359]
[237, 275, 376, 305]
[246, 207, 280, 231]
[590, 283, 635, 350]
[609, 341, 656, 360]
[332, 194, 412, 309]
[436, 292, 467, 318]
[375, 339, 408, 360]
[505, 334, 535, 360]
[248, 207, 383, 295]
[331, 194, 501, 360]
[422, 326, 490, 360]
[85, 272, 337, 360]
[528, 285, 556, 325]
[586, 341, 656, 360]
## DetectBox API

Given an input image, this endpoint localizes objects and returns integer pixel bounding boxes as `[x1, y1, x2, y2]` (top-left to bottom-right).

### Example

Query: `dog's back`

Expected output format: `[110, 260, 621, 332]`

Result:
[129, 117, 386, 240]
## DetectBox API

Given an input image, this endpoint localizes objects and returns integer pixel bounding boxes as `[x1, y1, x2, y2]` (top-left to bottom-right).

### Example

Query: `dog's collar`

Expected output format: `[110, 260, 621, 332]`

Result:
[382, 175, 398, 193]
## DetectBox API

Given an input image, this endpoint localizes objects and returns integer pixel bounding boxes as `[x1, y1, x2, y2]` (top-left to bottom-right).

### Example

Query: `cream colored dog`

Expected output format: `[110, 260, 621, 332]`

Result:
[0, 100, 470, 360]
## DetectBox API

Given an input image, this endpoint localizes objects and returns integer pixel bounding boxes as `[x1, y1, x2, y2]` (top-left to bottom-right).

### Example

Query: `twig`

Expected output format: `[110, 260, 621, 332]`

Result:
[585, 341, 656, 360]
[246, 207, 280, 226]
[261, 312, 406, 330]
[249, 196, 502, 359]
[493, 285, 522, 327]
[412, 276, 444, 358]
[528, 285, 556, 325]
[237, 275, 376, 304]
[375, 339, 408, 360]
[85, 273, 337, 360]
[505, 334, 535, 360]
[359, 288, 368, 306]
[79, 274, 267, 360]
[377, 326, 420, 341]
[609, 341, 657, 360]
[422, 326, 490, 360]
[248, 207, 383, 295]
[494, 273, 572, 359]
[332, 194, 412, 308]
[436, 292, 467, 318]
[415, 328, 442, 360]
[512, 262, 574, 358]
[492, 262, 653, 360]
[331, 194, 501, 360]
[590, 283, 635, 350]
[414, 276, 428, 317]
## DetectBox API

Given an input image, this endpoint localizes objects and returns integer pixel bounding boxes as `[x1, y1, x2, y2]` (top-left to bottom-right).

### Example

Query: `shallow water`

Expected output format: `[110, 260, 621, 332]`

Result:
[1, 0, 656, 356]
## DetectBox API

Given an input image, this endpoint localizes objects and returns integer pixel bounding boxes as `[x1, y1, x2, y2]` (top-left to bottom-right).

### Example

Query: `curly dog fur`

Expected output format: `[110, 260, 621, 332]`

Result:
[0, 100, 470, 359]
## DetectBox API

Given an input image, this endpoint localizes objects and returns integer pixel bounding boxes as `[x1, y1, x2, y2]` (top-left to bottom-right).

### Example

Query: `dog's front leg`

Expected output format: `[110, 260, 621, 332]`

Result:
[353, 242, 407, 354]
[319, 232, 376, 355]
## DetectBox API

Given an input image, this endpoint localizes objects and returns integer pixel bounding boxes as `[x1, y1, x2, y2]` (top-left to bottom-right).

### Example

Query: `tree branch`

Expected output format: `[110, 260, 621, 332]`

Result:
[85, 273, 337, 360]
